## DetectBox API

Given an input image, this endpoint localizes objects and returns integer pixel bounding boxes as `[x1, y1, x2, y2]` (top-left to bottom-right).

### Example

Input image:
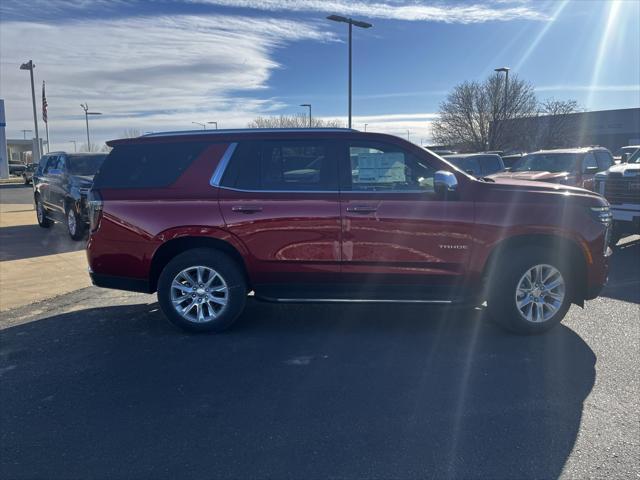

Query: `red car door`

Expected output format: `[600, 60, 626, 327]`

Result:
[218, 138, 341, 293]
[338, 138, 475, 300]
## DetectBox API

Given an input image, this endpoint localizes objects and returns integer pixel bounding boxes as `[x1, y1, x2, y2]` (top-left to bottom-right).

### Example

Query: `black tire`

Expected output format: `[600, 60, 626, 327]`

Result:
[65, 203, 86, 241]
[487, 247, 573, 334]
[157, 248, 247, 333]
[35, 195, 52, 228]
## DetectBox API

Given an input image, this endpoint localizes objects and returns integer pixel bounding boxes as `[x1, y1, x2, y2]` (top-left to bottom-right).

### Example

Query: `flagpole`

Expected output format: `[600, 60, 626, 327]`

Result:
[42, 81, 50, 152]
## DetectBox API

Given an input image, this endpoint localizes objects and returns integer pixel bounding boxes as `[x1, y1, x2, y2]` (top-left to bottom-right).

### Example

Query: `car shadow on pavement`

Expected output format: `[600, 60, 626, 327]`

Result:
[602, 237, 640, 303]
[0, 223, 85, 261]
[1, 301, 595, 480]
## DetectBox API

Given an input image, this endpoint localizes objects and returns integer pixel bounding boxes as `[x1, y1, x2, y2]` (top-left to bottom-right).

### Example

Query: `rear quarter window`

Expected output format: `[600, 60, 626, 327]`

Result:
[93, 142, 209, 189]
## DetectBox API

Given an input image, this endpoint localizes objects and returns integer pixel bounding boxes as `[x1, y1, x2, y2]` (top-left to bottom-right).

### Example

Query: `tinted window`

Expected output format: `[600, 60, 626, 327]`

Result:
[43, 156, 59, 174]
[582, 152, 597, 172]
[512, 153, 580, 173]
[595, 151, 613, 171]
[479, 155, 504, 175]
[447, 156, 481, 176]
[348, 142, 436, 192]
[93, 142, 209, 189]
[68, 154, 106, 176]
[226, 140, 337, 191]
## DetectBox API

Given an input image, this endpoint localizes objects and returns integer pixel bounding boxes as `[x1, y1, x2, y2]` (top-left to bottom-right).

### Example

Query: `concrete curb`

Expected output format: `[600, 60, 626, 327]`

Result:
[0, 177, 25, 185]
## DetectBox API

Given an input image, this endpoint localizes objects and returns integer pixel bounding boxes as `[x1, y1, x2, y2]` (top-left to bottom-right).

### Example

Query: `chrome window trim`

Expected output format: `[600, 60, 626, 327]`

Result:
[218, 186, 434, 194]
[209, 142, 238, 187]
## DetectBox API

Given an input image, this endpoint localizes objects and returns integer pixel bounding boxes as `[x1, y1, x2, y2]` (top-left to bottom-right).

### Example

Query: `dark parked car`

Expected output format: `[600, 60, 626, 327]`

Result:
[87, 129, 611, 335]
[501, 153, 524, 170]
[490, 147, 614, 191]
[8, 161, 26, 176]
[22, 163, 38, 184]
[33, 152, 107, 240]
[443, 153, 505, 178]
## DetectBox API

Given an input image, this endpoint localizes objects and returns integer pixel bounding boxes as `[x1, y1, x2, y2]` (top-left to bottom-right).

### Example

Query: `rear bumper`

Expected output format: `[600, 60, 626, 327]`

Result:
[89, 271, 153, 294]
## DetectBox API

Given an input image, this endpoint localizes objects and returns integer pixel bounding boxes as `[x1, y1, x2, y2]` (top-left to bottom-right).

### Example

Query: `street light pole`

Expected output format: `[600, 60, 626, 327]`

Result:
[207, 121, 218, 130]
[407, 130, 410, 141]
[327, 15, 372, 129]
[494, 66, 510, 148]
[80, 103, 102, 150]
[300, 104, 312, 128]
[20, 60, 40, 159]
[21, 129, 32, 140]
[364, 123, 368, 132]
[192, 121, 206, 130]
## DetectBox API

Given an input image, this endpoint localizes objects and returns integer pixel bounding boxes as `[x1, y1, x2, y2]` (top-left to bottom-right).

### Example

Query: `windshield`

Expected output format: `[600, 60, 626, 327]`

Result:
[68, 155, 106, 175]
[627, 149, 640, 164]
[511, 153, 580, 173]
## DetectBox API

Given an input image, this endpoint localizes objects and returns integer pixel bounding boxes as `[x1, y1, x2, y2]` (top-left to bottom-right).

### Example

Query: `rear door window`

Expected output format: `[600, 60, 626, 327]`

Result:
[93, 142, 209, 189]
[223, 140, 338, 191]
[582, 153, 597, 172]
[43, 156, 59, 174]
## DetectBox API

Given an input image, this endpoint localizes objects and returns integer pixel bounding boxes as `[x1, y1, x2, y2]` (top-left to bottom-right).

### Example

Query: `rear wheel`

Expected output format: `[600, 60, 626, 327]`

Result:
[157, 248, 247, 333]
[487, 248, 572, 334]
[35, 195, 51, 228]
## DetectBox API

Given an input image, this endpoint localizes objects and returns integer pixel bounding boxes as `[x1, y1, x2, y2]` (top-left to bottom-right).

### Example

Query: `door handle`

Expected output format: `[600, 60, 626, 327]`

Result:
[231, 205, 263, 214]
[346, 206, 378, 214]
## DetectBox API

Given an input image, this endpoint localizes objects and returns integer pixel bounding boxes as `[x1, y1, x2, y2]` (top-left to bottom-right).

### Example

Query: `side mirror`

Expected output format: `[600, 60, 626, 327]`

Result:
[584, 166, 599, 174]
[434, 170, 458, 198]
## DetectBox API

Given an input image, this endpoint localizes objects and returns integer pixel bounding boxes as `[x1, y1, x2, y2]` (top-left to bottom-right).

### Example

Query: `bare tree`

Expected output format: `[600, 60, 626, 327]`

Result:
[537, 99, 580, 148]
[247, 113, 343, 129]
[432, 73, 537, 152]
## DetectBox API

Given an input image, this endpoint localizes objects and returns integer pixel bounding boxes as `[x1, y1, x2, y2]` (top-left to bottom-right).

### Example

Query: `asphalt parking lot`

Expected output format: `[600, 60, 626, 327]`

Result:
[1, 183, 638, 479]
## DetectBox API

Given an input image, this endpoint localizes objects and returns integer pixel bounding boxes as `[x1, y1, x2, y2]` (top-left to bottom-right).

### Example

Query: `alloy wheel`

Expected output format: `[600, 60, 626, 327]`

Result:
[515, 264, 566, 323]
[170, 266, 229, 323]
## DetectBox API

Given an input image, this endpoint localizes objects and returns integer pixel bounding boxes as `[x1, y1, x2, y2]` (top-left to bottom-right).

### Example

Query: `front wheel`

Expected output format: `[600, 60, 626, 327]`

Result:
[488, 249, 572, 334]
[66, 204, 86, 241]
[157, 248, 247, 333]
[35, 196, 52, 228]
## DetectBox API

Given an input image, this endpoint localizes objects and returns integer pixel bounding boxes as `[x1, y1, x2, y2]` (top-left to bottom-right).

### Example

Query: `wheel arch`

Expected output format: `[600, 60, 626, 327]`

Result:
[149, 235, 250, 293]
[481, 233, 589, 305]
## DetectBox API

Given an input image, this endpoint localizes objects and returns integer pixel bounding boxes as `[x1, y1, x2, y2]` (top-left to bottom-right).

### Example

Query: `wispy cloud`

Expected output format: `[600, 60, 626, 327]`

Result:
[0, 15, 334, 148]
[187, 0, 549, 24]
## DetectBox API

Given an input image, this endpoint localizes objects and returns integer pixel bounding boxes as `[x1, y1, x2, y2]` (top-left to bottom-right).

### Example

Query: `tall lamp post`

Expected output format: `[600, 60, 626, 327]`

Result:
[494, 66, 510, 149]
[299, 104, 312, 128]
[80, 103, 101, 151]
[192, 121, 206, 130]
[21, 129, 32, 140]
[364, 123, 368, 132]
[327, 15, 372, 129]
[207, 121, 218, 130]
[19, 60, 40, 159]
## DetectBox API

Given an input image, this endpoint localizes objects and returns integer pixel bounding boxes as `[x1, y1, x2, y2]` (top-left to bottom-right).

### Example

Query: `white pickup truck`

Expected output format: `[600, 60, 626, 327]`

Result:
[596, 148, 640, 245]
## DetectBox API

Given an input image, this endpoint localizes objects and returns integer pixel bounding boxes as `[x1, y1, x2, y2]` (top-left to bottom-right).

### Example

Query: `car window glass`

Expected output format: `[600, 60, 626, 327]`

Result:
[595, 151, 613, 170]
[480, 155, 503, 175]
[582, 153, 597, 172]
[44, 156, 58, 173]
[348, 142, 436, 192]
[55, 156, 66, 171]
[230, 140, 336, 191]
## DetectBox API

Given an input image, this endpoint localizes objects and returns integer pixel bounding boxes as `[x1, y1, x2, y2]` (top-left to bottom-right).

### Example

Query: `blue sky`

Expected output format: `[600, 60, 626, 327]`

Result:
[1, 0, 638, 150]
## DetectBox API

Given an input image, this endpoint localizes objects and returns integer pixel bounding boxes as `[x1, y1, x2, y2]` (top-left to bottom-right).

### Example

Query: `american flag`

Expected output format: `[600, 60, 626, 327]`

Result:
[42, 81, 48, 124]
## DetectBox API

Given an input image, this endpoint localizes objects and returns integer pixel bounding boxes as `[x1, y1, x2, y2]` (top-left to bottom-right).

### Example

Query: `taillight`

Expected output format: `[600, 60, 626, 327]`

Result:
[88, 189, 103, 232]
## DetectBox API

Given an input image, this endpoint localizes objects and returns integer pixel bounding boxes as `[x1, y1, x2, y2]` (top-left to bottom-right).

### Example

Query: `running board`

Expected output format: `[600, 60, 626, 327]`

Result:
[255, 296, 453, 304]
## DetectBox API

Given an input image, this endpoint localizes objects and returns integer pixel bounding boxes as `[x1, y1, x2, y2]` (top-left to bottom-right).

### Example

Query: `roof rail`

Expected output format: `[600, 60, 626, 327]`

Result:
[143, 128, 357, 138]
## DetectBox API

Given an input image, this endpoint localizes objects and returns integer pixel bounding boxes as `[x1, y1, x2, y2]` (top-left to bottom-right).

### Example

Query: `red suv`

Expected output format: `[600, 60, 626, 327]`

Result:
[87, 129, 611, 334]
